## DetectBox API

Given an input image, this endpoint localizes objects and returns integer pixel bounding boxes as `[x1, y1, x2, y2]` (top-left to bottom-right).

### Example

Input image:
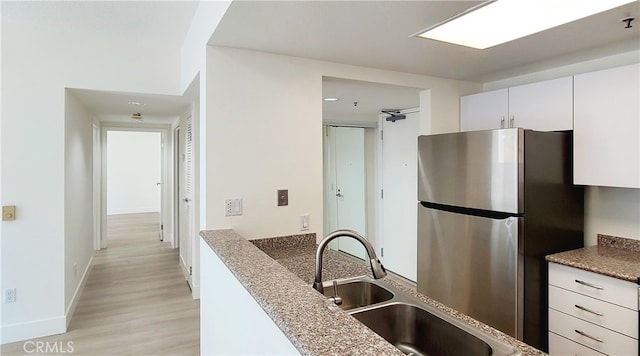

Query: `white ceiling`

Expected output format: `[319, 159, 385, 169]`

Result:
[10, 1, 639, 126]
[69, 89, 192, 125]
[211, 1, 640, 83]
[322, 78, 422, 124]
[212, 1, 639, 124]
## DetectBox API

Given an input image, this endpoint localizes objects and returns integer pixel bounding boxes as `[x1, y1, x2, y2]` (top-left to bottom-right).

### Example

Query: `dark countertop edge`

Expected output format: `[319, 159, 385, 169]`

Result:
[201, 229, 544, 356]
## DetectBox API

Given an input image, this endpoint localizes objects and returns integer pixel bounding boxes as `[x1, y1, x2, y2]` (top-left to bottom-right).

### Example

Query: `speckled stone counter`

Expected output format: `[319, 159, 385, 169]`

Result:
[546, 234, 640, 284]
[201, 229, 544, 356]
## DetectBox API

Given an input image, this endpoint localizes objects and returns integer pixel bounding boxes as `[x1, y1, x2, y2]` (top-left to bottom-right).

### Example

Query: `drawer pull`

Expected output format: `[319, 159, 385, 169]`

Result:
[574, 279, 604, 290]
[574, 329, 604, 343]
[574, 304, 604, 316]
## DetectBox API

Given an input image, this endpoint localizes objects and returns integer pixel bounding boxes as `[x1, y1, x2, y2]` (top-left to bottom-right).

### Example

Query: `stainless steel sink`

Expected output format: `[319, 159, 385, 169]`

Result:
[352, 303, 494, 356]
[322, 281, 394, 310]
[323, 277, 521, 356]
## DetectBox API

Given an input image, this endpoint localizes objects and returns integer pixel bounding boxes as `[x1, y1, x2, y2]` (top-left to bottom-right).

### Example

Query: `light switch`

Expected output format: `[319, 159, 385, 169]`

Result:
[277, 189, 288, 206]
[3, 206, 15, 221]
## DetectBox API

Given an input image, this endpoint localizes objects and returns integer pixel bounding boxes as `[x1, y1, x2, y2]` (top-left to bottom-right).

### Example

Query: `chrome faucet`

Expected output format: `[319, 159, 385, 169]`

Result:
[312, 229, 387, 294]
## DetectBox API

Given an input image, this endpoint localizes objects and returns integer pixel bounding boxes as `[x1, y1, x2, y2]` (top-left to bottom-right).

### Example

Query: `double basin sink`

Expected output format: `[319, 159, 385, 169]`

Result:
[322, 277, 521, 356]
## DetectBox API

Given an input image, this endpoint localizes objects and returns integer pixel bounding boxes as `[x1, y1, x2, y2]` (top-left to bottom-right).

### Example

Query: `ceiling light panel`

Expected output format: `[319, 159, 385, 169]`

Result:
[416, 0, 636, 49]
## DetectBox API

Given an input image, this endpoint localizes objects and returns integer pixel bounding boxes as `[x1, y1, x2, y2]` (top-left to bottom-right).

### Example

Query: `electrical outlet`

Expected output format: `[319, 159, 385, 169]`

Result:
[300, 214, 310, 231]
[4, 288, 16, 304]
[224, 198, 243, 216]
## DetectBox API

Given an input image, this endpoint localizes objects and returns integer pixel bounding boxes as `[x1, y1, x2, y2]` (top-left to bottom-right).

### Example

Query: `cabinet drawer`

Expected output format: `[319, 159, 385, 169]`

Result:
[549, 285, 638, 338]
[549, 263, 638, 310]
[549, 332, 605, 356]
[549, 308, 638, 355]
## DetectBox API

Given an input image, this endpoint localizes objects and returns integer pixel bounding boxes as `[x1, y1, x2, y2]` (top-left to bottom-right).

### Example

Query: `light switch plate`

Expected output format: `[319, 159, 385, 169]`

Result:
[3, 206, 15, 221]
[277, 190, 288, 206]
[300, 214, 309, 231]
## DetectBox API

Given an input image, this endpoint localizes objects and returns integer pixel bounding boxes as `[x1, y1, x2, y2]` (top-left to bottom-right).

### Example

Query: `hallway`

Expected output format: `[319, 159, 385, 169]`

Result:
[1, 213, 199, 355]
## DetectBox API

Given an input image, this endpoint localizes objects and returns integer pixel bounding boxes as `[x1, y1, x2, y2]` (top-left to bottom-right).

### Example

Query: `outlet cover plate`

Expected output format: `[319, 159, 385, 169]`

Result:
[277, 190, 288, 206]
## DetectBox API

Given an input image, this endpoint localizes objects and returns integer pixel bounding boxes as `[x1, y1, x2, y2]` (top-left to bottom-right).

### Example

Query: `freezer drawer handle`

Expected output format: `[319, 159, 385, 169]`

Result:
[574, 329, 603, 343]
[574, 279, 604, 290]
[575, 304, 604, 316]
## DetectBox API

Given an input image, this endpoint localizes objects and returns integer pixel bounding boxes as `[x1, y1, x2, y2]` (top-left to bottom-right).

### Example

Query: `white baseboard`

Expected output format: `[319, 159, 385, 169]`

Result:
[192, 285, 200, 300]
[65, 256, 93, 328]
[1, 317, 66, 345]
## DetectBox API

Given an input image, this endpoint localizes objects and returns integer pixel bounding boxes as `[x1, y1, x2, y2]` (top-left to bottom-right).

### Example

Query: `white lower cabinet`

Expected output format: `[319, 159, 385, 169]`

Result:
[548, 263, 639, 355]
[549, 332, 605, 356]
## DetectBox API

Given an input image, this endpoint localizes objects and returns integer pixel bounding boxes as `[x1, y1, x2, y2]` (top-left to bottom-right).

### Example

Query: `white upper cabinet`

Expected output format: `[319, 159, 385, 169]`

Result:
[460, 77, 573, 132]
[509, 77, 573, 131]
[460, 88, 508, 131]
[573, 63, 640, 188]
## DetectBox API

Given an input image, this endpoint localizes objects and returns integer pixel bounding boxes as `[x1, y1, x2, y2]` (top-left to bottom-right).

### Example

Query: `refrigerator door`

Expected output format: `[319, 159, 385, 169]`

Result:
[417, 204, 522, 338]
[418, 128, 524, 214]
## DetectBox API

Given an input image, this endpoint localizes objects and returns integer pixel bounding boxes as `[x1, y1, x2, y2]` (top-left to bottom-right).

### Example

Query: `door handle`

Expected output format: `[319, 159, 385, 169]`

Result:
[184, 198, 191, 203]
[336, 189, 344, 198]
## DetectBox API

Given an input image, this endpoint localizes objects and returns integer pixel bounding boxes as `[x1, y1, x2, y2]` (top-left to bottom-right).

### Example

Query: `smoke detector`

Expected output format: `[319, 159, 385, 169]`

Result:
[131, 113, 143, 120]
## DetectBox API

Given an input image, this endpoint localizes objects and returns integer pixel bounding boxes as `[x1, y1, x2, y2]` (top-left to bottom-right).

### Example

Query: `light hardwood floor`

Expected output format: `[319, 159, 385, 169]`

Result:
[1, 213, 199, 356]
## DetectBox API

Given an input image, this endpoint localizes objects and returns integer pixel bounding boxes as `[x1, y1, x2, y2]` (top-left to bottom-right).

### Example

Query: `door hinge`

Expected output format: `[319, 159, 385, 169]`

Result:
[161, 224, 164, 231]
[381, 248, 384, 257]
[189, 267, 193, 276]
[380, 130, 384, 140]
[381, 189, 384, 199]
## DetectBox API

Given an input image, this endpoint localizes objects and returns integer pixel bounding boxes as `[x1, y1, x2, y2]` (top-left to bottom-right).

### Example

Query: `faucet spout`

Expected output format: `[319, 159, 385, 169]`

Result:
[312, 229, 387, 294]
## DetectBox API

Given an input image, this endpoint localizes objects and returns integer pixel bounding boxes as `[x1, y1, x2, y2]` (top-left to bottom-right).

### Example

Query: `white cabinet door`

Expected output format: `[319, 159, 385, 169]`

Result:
[508, 76, 573, 131]
[460, 88, 508, 131]
[574, 63, 640, 188]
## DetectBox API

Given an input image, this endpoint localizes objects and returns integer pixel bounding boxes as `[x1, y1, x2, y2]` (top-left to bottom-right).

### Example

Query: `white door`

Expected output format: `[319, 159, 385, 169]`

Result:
[158, 132, 165, 241]
[381, 109, 419, 281]
[324, 126, 367, 260]
[178, 117, 194, 286]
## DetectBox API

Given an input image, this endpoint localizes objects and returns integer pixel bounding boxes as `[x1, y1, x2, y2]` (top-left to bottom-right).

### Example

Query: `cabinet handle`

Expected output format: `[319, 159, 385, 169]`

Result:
[509, 115, 515, 128]
[574, 304, 604, 316]
[575, 279, 604, 290]
[500, 116, 505, 129]
[574, 329, 603, 343]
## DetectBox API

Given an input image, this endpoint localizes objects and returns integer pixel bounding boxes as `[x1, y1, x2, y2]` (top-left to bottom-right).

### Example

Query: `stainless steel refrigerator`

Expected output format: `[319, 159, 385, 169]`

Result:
[417, 128, 583, 351]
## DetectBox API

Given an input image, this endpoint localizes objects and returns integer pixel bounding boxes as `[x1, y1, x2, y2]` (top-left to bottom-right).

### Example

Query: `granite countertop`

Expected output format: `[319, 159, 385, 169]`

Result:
[546, 234, 640, 284]
[201, 229, 544, 356]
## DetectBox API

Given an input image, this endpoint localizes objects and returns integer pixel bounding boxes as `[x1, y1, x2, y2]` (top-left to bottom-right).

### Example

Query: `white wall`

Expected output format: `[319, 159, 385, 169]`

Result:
[204, 46, 480, 241]
[63, 91, 95, 325]
[180, 1, 231, 93]
[480, 50, 640, 246]
[585, 187, 640, 245]
[1, 2, 182, 343]
[107, 131, 161, 215]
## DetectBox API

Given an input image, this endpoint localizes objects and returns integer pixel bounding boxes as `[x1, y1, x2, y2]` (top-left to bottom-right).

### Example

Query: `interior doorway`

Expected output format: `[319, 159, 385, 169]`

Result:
[100, 127, 170, 249]
[175, 116, 194, 288]
[323, 126, 368, 260]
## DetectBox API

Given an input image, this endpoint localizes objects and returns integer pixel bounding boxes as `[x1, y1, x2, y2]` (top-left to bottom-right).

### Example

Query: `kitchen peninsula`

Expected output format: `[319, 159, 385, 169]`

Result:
[200, 229, 544, 355]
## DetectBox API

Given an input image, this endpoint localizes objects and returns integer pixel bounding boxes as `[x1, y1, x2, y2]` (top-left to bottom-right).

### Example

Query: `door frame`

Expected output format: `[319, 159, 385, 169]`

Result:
[98, 123, 172, 249]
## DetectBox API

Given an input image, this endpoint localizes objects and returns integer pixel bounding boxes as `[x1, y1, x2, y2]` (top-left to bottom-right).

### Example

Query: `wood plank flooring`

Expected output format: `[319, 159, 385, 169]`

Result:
[1, 213, 199, 355]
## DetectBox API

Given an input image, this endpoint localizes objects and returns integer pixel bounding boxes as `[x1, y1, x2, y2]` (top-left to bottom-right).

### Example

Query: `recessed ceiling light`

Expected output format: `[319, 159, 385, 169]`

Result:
[127, 101, 146, 106]
[323, 97, 339, 102]
[414, 0, 636, 49]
